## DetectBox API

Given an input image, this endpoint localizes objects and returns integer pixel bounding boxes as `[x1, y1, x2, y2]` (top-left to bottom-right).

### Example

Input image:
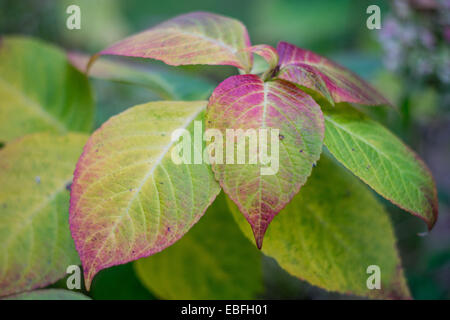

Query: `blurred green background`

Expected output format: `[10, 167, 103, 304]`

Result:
[1, 0, 448, 299]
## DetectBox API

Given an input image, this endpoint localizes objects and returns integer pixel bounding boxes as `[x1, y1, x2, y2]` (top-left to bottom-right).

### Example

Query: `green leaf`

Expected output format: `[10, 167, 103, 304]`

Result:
[95, 12, 253, 72]
[2, 289, 91, 300]
[0, 132, 88, 297]
[228, 155, 411, 299]
[323, 103, 438, 229]
[68, 52, 215, 100]
[0, 36, 94, 143]
[134, 192, 263, 299]
[206, 74, 324, 248]
[276, 42, 390, 106]
[70, 101, 221, 289]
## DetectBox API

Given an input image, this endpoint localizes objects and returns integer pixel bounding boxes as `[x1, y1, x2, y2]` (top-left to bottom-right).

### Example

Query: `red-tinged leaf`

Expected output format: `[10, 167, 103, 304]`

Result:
[248, 45, 279, 72]
[206, 74, 324, 248]
[276, 41, 390, 106]
[93, 12, 253, 72]
[69, 101, 220, 289]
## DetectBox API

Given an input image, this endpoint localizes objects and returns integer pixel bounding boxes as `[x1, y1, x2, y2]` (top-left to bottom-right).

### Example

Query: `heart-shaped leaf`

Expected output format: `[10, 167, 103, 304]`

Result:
[206, 74, 324, 249]
[0, 36, 94, 143]
[2, 289, 91, 300]
[134, 192, 262, 299]
[323, 103, 438, 228]
[70, 101, 221, 289]
[229, 155, 411, 299]
[94, 12, 253, 72]
[276, 41, 390, 106]
[68, 52, 214, 100]
[0, 132, 87, 297]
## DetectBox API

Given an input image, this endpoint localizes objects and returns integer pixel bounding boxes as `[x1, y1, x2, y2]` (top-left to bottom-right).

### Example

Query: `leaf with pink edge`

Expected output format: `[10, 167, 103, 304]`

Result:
[0, 132, 87, 297]
[276, 41, 390, 106]
[69, 100, 221, 289]
[205, 74, 324, 249]
[93, 12, 253, 72]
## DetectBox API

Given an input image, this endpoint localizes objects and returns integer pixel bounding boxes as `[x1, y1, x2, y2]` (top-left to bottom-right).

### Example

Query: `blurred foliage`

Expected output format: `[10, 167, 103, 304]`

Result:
[2, 289, 91, 300]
